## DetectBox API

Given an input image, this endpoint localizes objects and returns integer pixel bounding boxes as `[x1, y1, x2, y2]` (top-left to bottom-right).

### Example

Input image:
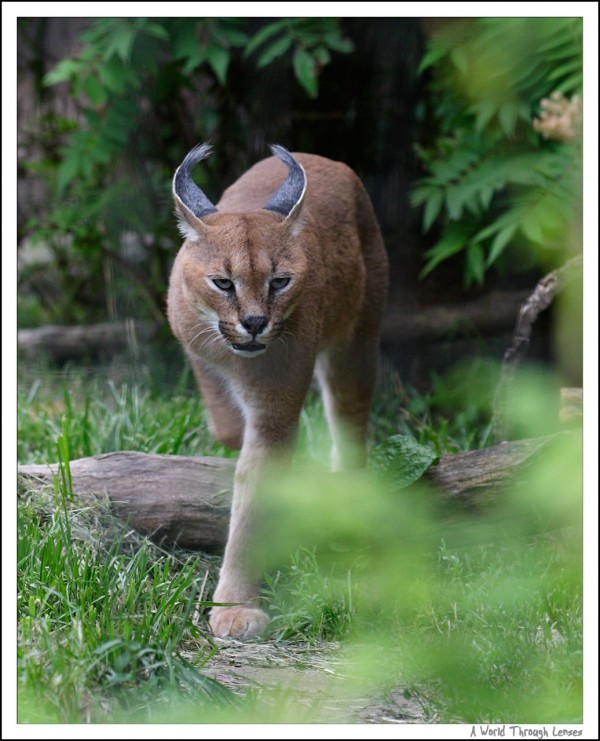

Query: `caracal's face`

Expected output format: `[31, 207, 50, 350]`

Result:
[180, 212, 308, 358]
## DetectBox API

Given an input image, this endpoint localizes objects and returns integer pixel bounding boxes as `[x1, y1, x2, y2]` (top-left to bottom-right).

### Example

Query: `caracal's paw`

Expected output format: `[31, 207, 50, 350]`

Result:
[209, 605, 269, 640]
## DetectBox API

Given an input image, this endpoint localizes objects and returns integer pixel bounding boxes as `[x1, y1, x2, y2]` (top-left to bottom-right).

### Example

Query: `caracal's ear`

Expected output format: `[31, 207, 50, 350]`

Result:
[172, 143, 218, 242]
[263, 145, 307, 226]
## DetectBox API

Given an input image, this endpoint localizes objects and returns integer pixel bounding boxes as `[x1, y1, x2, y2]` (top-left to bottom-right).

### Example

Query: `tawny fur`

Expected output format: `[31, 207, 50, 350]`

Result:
[167, 150, 388, 639]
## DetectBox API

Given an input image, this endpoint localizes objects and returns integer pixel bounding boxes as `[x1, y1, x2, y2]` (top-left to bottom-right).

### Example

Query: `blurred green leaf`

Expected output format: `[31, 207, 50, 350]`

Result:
[243, 19, 287, 58]
[312, 46, 331, 66]
[172, 22, 202, 61]
[548, 58, 582, 82]
[218, 26, 248, 47]
[369, 434, 438, 488]
[473, 98, 499, 132]
[293, 48, 319, 98]
[486, 222, 518, 266]
[450, 46, 469, 75]
[103, 24, 135, 62]
[83, 75, 107, 106]
[417, 44, 448, 74]
[420, 225, 470, 278]
[321, 31, 353, 54]
[143, 21, 170, 41]
[423, 189, 444, 232]
[207, 43, 229, 85]
[43, 58, 84, 86]
[519, 191, 569, 246]
[465, 241, 485, 285]
[498, 101, 519, 137]
[56, 152, 83, 194]
[99, 57, 130, 93]
[257, 34, 293, 68]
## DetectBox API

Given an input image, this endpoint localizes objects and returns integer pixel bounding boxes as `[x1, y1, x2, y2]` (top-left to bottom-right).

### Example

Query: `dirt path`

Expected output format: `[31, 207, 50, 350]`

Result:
[195, 638, 429, 724]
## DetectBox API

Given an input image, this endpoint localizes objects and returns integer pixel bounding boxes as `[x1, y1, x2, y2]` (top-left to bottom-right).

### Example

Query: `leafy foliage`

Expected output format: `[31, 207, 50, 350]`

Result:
[20, 18, 353, 325]
[371, 359, 497, 456]
[369, 434, 438, 487]
[243, 18, 353, 98]
[412, 18, 583, 286]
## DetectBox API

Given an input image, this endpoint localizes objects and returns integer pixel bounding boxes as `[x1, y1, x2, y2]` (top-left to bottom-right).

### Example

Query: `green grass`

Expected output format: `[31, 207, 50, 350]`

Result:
[16, 355, 583, 724]
[18, 360, 237, 464]
[400, 533, 583, 722]
[17, 359, 238, 722]
[371, 358, 498, 455]
[17, 480, 232, 722]
[262, 548, 356, 642]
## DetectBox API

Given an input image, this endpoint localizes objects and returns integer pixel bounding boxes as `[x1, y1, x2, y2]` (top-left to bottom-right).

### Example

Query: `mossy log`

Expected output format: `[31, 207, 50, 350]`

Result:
[18, 436, 561, 552]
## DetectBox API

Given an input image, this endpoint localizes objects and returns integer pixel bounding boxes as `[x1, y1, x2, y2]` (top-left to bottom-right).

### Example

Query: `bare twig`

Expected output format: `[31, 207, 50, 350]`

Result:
[492, 255, 582, 442]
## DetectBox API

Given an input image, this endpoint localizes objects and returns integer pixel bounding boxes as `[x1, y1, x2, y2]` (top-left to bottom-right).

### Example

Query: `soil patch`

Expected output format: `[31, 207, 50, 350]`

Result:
[193, 638, 430, 724]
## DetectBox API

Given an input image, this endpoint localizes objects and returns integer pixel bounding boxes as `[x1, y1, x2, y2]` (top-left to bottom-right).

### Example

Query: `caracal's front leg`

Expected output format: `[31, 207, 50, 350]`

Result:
[209, 406, 301, 639]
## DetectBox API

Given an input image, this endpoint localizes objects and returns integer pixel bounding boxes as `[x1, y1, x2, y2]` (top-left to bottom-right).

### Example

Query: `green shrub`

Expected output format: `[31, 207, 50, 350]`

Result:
[412, 18, 582, 286]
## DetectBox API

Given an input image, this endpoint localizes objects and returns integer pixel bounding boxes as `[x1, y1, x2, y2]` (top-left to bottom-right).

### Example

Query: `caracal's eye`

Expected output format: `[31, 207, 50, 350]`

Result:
[270, 276, 291, 291]
[212, 278, 235, 292]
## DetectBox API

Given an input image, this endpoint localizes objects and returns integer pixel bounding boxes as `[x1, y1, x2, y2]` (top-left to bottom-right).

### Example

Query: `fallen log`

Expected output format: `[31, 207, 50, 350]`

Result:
[18, 435, 562, 551]
[382, 289, 531, 343]
[16, 290, 531, 365]
[424, 436, 558, 509]
[19, 452, 236, 553]
[17, 320, 155, 363]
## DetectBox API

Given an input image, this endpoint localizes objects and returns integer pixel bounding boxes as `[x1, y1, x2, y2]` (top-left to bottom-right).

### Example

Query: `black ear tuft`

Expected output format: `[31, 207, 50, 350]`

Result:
[263, 145, 307, 219]
[173, 143, 218, 220]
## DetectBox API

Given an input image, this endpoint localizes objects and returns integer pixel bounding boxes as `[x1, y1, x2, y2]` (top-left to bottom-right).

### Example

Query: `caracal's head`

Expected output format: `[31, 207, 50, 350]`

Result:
[173, 144, 309, 358]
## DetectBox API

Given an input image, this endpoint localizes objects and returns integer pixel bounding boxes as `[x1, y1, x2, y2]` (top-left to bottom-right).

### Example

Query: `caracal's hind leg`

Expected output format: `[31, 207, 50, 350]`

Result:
[315, 329, 380, 471]
[315, 213, 388, 470]
[187, 354, 245, 450]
